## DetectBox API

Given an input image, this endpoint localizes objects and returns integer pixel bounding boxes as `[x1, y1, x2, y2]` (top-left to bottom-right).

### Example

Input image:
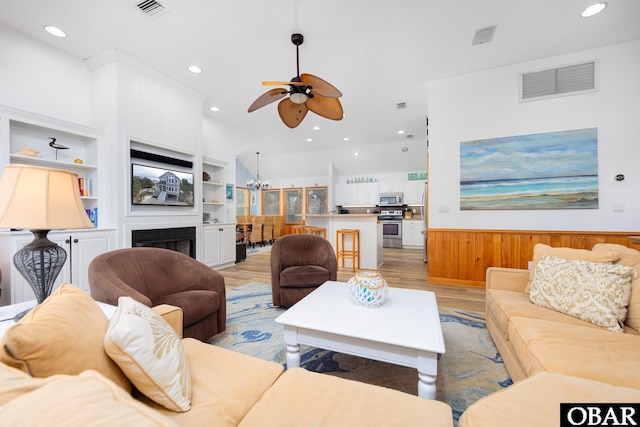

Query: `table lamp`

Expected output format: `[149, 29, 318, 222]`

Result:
[0, 164, 94, 318]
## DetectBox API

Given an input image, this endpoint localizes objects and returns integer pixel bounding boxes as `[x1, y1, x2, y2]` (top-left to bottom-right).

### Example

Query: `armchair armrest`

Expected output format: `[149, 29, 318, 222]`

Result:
[486, 267, 530, 293]
[152, 304, 183, 338]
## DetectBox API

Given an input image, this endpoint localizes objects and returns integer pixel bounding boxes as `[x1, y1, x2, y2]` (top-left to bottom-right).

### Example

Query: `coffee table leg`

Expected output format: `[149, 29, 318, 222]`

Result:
[418, 371, 437, 399]
[286, 344, 301, 368]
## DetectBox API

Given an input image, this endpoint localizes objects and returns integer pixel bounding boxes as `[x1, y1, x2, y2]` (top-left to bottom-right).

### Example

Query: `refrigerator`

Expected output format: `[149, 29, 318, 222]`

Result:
[421, 182, 428, 263]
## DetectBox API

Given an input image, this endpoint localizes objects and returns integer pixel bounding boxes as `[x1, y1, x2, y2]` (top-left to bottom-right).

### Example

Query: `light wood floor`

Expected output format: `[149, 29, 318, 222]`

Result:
[218, 246, 486, 312]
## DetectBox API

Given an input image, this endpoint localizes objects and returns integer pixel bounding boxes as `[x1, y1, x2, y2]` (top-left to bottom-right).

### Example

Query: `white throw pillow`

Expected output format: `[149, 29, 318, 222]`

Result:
[104, 297, 191, 412]
[529, 255, 636, 332]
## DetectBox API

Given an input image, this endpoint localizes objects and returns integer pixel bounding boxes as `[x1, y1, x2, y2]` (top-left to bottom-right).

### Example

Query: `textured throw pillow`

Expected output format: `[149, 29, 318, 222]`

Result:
[593, 243, 640, 333]
[525, 243, 620, 293]
[0, 283, 131, 392]
[529, 255, 636, 332]
[104, 297, 191, 412]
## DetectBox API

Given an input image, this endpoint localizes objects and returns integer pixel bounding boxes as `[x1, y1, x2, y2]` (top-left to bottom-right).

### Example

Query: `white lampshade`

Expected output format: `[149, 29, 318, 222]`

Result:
[0, 164, 94, 230]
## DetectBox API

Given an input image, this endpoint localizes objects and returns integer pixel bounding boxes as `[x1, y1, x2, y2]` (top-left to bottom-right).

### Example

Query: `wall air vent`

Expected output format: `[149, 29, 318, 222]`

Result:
[521, 61, 596, 101]
[136, 0, 167, 17]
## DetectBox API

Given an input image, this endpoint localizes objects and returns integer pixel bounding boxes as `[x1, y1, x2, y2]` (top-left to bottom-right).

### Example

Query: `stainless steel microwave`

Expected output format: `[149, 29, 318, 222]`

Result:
[378, 192, 403, 206]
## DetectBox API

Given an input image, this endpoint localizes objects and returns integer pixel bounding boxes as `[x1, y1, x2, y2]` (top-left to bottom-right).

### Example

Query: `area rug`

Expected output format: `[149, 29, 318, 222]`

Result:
[209, 283, 512, 425]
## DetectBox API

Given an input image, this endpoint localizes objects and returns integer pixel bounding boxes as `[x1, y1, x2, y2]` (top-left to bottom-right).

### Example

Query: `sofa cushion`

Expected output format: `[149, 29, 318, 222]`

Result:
[525, 243, 619, 293]
[593, 243, 640, 334]
[104, 297, 191, 412]
[135, 338, 284, 426]
[0, 283, 131, 392]
[486, 289, 603, 340]
[0, 369, 178, 427]
[459, 372, 640, 427]
[279, 265, 331, 287]
[238, 367, 453, 427]
[529, 255, 635, 332]
[507, 316, 640, 389]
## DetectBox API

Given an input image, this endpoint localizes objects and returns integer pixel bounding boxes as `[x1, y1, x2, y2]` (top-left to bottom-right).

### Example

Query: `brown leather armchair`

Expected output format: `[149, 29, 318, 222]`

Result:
[270, 234, 337, 307]
[89, 247, 225, 341]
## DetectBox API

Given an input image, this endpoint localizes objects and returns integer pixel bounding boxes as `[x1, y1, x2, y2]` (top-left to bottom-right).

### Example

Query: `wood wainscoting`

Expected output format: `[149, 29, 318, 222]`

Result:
[427, 229, 640, 287]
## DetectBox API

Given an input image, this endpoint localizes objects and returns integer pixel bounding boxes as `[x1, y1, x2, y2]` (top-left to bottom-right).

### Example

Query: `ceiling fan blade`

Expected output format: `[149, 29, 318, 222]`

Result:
[262, 81, 307, 87]
[277, 98, 308, 128]
[248, 89, 288, 112]
[306, 95, 343, 121]
[300, 73, 342, 98]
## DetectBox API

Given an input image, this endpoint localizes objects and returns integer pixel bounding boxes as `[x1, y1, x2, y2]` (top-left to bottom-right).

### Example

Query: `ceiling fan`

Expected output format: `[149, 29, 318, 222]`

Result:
[248, 33, 343, 128]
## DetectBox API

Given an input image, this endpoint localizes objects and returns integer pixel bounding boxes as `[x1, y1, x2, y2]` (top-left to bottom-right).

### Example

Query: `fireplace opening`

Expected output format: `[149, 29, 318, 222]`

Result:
[132, 227, 196, 258]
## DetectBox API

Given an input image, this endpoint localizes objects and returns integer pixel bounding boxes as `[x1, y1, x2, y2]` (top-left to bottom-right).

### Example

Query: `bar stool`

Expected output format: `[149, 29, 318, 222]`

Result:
[306, 226, 327, 239]
[335, 229, 360, 272]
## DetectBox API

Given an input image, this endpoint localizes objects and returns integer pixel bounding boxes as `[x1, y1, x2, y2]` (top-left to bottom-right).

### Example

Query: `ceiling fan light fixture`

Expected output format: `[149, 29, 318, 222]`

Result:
[290, 92, 308, 104]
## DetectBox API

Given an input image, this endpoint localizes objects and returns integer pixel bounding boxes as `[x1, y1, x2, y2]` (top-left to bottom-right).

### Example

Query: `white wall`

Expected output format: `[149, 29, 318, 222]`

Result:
[428, 40, 640, 232]
[0, 24, 91, 125]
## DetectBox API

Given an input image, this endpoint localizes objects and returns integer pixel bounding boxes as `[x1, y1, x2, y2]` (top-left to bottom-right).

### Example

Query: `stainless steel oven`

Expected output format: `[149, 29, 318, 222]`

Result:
[378, 210, 403, 248]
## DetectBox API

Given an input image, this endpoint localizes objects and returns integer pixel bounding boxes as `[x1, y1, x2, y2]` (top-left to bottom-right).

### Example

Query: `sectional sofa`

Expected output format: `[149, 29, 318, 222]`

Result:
[460, 243, 640, 426]
[0, 283, 453, 426]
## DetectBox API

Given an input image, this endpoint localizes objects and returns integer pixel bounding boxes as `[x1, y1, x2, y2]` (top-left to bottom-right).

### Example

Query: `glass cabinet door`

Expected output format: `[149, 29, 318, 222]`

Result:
[305, 187, 327, 214]
[283, 188, 303, 223]
[263, 189, 282, 215]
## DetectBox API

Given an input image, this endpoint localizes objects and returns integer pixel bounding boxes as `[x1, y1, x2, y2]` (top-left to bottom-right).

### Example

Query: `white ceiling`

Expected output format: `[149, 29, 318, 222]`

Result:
[1, 0, 639, 180]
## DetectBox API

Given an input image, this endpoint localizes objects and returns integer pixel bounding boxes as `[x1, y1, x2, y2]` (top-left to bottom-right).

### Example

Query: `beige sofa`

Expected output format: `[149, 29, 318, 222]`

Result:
[460, 243, 640, 426]
[0, 284, 452, 426]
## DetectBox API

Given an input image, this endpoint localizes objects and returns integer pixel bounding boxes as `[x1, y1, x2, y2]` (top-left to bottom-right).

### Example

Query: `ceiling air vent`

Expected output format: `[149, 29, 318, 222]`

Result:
[136, 0, 167, 17]
[396, 102, 407, 109]
[472, 26, 497, 45]
[521, 61, 596, 101]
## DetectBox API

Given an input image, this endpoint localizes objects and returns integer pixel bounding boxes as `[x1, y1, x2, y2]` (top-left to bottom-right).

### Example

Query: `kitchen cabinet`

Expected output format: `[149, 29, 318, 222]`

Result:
[403, 180, 425, 205]
[355, 182, 378, 205]
[402, 220, 425, 248]
[0, 229, 115, 304]
[335, 184, 356, 206]
[378, 181, 403, 193]
[202, 224, 235, 269]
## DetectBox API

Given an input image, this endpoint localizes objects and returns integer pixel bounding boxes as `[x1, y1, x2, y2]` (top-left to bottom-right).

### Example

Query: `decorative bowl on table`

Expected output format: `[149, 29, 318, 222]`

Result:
[347, 271, 388, 307]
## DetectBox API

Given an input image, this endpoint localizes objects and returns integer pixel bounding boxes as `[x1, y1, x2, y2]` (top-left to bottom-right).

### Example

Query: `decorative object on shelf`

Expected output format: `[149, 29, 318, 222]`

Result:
[48, 137, 69, 160]
[13, 147, 40, 157]
[203, 212, 211, 222]
[0, 164, 95, 320]
[202, 171, 210, 182]
[74, 158, 83, 164]
[226, 183, 234, 202]
[247, 152, 269, 190]
[347, 270, 388, 307]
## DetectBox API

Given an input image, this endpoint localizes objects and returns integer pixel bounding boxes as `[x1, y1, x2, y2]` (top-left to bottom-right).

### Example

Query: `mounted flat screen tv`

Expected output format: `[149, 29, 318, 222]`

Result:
[131, 163, 194, 207]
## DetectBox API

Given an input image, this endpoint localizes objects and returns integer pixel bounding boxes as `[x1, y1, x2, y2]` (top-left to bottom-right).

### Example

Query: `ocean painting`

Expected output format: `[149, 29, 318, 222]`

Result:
[460, 128, 598, 210]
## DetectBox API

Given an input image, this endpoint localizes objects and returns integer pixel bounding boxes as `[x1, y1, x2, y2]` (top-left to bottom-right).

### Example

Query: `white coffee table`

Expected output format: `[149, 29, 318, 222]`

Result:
[275, 281, 445, 399]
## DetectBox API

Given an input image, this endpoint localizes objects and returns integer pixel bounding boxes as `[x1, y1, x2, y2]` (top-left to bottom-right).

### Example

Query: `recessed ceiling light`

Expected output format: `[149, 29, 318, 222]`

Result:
[397, 130, 405, 135]
[343, 137, 350, 141]
[209, 106, 220, 112]
[306, 138, 312, 142]
[581, 2, 607, 17]
[313, 126, 320, 131]
[188, 65, 202, 74]
[44, 25, 66, 38]
[354, 151, 360, 156]
[401, 147, 409, 152]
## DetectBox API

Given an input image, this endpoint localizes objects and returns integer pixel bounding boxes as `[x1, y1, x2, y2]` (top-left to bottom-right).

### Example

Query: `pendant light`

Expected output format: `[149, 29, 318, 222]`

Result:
[247, 152, 269, 190]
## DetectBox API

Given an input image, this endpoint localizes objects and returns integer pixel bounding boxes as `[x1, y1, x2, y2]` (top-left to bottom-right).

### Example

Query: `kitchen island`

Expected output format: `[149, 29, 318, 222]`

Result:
[303, 214, 383, 270]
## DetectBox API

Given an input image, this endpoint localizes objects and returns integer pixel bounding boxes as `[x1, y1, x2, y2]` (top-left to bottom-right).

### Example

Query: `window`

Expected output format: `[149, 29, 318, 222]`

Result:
[263, 189, 282, 215]
[236, 187, 249, 215]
